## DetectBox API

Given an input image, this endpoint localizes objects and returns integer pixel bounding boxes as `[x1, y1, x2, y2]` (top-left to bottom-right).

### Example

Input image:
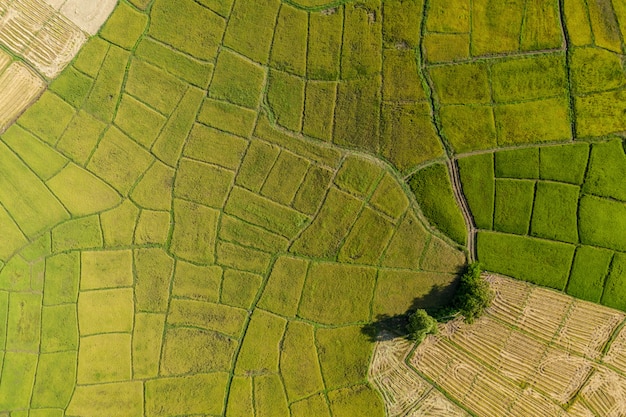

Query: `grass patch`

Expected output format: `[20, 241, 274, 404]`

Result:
[579, 195, 626, 251]
[291, 188, 362, 258]
[567, 245, 613, 303]
[293, 165, 334, 215]
[73, 37, 109, 78]
[520, 0, 562, 50]
[226, 377, 253, 417]
[171, 261, 222, 303]
[382, 49, 424, 101]
[134, 248, 174, 313]
[6, 292, 41, 352]
[571, 47, 626, 94]
[18, 91, 75, 145]
[335, 155, 383, 198]
[423, 33, 470, 63]
[31, 351, 76, 408]
[583, 139, 626, 201]
[280, 321, 325, 401]
[477, 231, 575, 290]
[49, 66, 92, 108]
[161, 327, 236, 374]
[223, 0, 281, 63]
[134, 210, 170, 245]
[0, 352, 37, 409]
[270, 4, 308, 76]
[493, 179, 535, 235]
[170, 199, 219, 264]
[131, 162, 175, 211]
[235, 140, 280, 192]
[540, 143, 589, 185]
[602, 253, 626, 311]
[254, 374, 289, 417]
[77, 333, 131, 383]
[261, 150, 309, 206]
[43, 252, 80, 306]
[587, 0, 622, 52]
[145, 373, 229, 416]
[458, 153, 494, 229]
[184, 124, 248, 170]
[429, 62, 490, 104]
[381, 102, 444, 172]
[426, 0, 470, 32]
[67, 382, 143, 417]
[218, 215, 289, 253]
[530, 181, 579, 243]
[225, 186, 309, 238]
[80, 250, 133, 290]
[490, 53, 567, 102]
[382, 0, 422, 48]
[298, 262, 376, 325]
[149, 0, 225, 60]
[471, 0, 525, 55]
[100, 1, 148, 50]
[40, 305, 78, 353]
[134, 37, 214, 88]
[495, 97, 572, 145]
[114, 94, 166, 148]
[495, 147, 539, 179]
[369, 172, 410, 219]
[338, 207, 395, 264]
[197, 98, 257, 138]
[87, 126, 153, 195]
[83, 46, 129, 123]
[57, 110, 106, 165]
[132, 313, 165, 378]
[334, 76, 382, 153]
[303, 81, 337, 141]
[152, 87, 205, 166]
[266, 70, 305, 131]
[440, 105, 497, 153]
[328, 384, 385, 417]
[382, 212, 430, 269]
[220, 269, 263, 309]
[575, 90, 626, 137]
[125, 59, 187, 115]
[563, 0, 593, 45]
[210, 50, 265, 109]
[373, 270, 458, 316]
[175, 158, 234, 208]
[216, 241, 273, 274]
[235, 309, 286, 374]
[52, 215, 103, 252]
[316, 325, 372, 389]
[307, 9, 343, 80]
[341, 0, 382, 79]
[258, 256, 308, 317]
[77, 288, 133, 335]
[409, 163, 467, 245]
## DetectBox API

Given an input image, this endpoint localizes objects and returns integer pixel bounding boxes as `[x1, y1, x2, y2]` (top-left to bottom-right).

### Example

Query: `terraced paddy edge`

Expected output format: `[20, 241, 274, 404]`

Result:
[370, 274, 626, 417]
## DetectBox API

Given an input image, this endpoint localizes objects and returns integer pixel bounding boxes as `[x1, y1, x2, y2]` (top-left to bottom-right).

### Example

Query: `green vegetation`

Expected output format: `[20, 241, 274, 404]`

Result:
[493, 179, 535, 235]
[407, 309, 438, 342]
[530, 182, 579, 243]
[458, 153, 494, 229]
[409, 163, 467, 245]
[453, 262, 494, 323]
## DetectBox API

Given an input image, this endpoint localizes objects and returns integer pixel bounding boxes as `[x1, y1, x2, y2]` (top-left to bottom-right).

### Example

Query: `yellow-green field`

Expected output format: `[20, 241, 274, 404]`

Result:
[2, 0, 626, 415]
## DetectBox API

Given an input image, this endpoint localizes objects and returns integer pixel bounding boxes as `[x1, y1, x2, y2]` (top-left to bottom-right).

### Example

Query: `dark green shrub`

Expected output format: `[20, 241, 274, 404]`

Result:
[453, 262, 494, 323]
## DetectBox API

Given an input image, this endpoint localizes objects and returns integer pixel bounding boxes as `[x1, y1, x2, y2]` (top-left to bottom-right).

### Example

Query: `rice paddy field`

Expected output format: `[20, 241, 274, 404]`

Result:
[1, 0, 626, 415]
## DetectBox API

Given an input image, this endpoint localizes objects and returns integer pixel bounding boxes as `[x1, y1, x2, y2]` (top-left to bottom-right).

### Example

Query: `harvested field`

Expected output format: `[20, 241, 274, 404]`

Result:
[369, 274, 626, 416]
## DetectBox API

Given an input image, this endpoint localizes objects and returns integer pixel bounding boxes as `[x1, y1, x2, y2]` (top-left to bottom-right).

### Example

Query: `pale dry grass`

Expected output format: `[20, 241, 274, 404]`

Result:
[0, 61, 44, 131]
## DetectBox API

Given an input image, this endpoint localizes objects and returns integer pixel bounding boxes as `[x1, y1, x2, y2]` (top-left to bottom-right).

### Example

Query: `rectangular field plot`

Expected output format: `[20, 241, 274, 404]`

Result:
[579, 195, 626, 252]
[530, 181, 579, 243]
[341, 0, 382, 80]
[493, 179, 535, 235]
[307, 8, 343, 80]
[270, 4, 307, 76]
[567, 245, 613, 303]
[471, 0, 525, 55]
[458, 153, 494, 230]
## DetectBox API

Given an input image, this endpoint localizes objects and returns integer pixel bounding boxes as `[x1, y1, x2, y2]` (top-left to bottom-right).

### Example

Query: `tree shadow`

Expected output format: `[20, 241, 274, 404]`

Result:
[361, 283, 459, 342]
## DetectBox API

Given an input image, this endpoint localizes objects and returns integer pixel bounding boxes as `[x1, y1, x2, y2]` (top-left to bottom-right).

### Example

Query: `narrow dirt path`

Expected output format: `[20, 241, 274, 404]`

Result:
[447, 158, 477, 262]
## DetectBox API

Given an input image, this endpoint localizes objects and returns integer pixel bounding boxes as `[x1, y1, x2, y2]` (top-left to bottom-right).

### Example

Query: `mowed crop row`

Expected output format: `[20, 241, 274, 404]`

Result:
[370, 274, 626, 416]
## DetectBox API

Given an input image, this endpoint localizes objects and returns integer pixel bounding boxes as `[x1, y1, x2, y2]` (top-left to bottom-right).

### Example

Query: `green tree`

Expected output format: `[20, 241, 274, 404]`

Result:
[454, 262, 494, 323]
[407, 309, 438, 342]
